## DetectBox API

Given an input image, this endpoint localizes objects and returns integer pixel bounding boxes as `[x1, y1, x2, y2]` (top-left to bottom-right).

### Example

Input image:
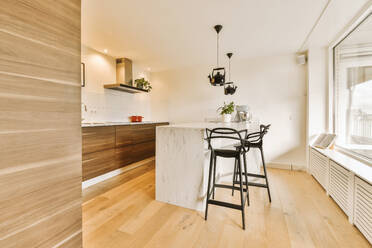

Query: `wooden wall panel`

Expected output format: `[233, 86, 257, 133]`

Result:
[0, 1, 82, 247]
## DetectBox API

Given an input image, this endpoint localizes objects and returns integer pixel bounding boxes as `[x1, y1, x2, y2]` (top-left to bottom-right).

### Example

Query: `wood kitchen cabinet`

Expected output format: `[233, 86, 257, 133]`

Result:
[83, 149, 116, 181]
[82, 122, 168, 181]
[82, 126, 115, 155]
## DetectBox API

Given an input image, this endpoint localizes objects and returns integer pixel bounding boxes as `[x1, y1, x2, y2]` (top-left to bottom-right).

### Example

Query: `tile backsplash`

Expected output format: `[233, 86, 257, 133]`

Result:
[81, 45, 152, 123]
[81, 89, 152, 123]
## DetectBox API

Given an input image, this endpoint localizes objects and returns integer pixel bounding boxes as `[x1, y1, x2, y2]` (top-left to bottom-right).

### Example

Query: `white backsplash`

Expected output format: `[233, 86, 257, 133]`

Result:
[81, 89, 152, 123]
[81, 45, 152, 123]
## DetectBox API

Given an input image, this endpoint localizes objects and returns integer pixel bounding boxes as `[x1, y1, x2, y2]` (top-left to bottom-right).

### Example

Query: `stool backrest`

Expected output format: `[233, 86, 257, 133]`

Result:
[245, 124, 271, 146]
[205, 128, 247, 152]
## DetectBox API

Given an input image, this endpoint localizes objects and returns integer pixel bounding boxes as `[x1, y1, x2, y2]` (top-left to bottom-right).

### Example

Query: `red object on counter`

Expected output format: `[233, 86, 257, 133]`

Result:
[130, 116, 143, 122]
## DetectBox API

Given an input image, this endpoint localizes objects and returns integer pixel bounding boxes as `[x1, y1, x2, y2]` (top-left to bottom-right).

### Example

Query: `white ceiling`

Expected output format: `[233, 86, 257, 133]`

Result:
[82, 0, 370, 71]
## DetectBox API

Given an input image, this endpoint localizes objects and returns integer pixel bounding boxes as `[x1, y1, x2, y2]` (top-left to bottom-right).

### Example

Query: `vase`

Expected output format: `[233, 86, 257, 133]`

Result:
[222, 114, 232, 123]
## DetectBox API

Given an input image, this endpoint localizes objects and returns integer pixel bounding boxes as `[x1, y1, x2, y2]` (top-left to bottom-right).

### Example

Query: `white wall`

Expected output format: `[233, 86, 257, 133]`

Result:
[151, 54, 307, 168]
[81, 45, 167, 122]
[307, 47, 329, 141]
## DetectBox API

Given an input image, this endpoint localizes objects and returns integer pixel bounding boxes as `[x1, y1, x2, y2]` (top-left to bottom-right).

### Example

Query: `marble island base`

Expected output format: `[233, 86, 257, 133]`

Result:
[155, 122, 261, 211]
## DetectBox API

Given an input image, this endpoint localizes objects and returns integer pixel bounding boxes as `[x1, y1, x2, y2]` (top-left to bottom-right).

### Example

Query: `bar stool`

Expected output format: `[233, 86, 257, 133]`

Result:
[204, 127, 249, 229]
[232, 124, 271, 203]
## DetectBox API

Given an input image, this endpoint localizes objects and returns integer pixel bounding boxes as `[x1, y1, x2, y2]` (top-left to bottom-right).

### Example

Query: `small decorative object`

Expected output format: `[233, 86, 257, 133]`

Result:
[224, 53, 237, 95]
[208, 25, 226, 86]
[130, 115, 143, 122]
[217, 101, 235, 123]
[134, 78, 152, 92]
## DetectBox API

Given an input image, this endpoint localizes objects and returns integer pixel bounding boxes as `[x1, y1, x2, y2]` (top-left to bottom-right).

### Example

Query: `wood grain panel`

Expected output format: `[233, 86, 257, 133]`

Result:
[0, 159, 81, 238]
[116, 145, 134, 168]
[82, 126, 116, 155]
[116, 125, 133, 147]
[0, 0, 80, 55]
[0, 0, 82, 247]
[82, 149, 116, 181]
[132, 124, 155, 144]
[132, 141, 156, 163]
[0, 203, 82, 248]
[0, 30, 80, 83]
[0, 74, 80, 131]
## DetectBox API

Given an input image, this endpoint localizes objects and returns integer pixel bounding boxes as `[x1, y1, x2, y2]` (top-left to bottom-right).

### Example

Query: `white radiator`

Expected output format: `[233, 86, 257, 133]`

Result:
[328, 161, 353, 217]
[354, 177, 372, 244]
[310, 148, 328, 189]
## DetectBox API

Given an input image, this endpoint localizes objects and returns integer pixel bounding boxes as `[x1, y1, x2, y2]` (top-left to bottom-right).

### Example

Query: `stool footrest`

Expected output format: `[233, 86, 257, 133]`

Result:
[208, 199, 243, 210]
[244, 173, 266, 178]
[214, 183, 247, 192]
[234, 181, 268, 188]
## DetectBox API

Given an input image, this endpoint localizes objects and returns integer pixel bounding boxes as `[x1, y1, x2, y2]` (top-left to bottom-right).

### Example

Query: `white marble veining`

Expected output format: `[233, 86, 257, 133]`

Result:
[156, 122, 261, 211]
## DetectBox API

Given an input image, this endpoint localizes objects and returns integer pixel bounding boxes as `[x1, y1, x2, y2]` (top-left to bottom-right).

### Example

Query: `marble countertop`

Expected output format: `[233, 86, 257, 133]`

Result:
[157, 121, 260, 131]
[82, 121, 168, 127]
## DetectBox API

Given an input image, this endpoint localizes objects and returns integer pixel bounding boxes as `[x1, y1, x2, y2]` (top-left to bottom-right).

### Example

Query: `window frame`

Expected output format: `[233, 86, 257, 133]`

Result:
[329, 7, 372, 165]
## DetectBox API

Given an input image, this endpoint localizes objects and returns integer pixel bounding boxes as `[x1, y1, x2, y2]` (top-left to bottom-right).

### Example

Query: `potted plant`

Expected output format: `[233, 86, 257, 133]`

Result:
[135, 78, 152, 92]
[217, 101, 235, 122]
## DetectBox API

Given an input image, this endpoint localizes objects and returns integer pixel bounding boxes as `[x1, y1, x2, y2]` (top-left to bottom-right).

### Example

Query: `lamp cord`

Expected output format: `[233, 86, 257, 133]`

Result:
[217, 33, 219, 67]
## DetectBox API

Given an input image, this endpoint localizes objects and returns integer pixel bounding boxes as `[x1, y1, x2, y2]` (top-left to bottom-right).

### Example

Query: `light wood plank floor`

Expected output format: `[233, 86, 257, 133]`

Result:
[82, 162, 370, 248]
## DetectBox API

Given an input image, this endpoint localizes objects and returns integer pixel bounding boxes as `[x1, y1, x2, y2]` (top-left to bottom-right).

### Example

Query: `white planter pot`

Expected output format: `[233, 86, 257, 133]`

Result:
[222, 114, 232, 123]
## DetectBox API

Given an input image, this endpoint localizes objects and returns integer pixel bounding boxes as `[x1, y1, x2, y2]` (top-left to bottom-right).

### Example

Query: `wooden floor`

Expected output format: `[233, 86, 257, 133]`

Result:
[82, 162, 370, 248]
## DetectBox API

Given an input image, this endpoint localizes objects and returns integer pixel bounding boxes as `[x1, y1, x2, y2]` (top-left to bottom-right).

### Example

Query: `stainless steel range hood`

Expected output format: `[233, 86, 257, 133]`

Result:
[104, 58, 149, 93]
[116, 58, 133, 86]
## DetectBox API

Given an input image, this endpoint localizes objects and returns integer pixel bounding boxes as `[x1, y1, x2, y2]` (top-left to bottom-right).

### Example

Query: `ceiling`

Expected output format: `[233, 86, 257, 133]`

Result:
[82, 0, 370, 71]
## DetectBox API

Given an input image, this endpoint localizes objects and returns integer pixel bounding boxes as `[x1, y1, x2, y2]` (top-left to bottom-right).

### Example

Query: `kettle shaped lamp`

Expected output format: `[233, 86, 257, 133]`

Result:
[224, 52, 237, 95]
[208, 25, 226, 86]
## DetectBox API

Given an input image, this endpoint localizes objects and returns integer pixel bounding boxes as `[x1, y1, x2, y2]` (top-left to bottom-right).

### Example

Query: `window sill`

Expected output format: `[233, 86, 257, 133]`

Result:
[310, 145, 372, 185]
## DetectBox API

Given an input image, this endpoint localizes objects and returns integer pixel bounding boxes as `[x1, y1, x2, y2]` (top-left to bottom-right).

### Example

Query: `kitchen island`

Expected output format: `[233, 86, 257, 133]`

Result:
[156, 122, 261, 211]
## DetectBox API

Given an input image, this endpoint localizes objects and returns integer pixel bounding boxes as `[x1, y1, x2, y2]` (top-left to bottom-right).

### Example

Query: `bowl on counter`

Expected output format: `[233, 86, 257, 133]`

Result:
[130, 116, 143, 122]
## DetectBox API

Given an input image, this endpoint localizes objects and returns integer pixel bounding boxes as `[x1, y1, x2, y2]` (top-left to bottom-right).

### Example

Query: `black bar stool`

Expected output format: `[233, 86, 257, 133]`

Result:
[204, 127, 249, 229]
[232, 124, 271, 203]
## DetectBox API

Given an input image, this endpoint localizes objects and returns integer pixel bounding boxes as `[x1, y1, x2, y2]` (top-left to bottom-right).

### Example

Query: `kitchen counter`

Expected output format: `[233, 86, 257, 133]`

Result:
[156, 121, 262, 211]
[82, 121, 169, 127]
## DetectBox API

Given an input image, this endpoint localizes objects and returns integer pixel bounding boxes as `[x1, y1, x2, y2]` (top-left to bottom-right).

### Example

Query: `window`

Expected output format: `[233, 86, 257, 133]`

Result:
[333, 13, 372, 161]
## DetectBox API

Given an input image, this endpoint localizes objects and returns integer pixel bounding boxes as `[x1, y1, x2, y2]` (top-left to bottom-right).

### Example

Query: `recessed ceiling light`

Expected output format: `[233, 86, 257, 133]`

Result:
[103, 49, 108, 54]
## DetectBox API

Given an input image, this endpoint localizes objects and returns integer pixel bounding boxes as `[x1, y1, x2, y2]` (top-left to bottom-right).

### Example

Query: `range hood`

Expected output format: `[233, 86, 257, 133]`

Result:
[104, 58, 149, 93]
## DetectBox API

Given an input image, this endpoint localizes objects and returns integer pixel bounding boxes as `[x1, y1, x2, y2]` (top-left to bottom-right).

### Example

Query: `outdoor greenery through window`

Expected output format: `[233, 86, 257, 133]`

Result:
[334, 13, 372, 160]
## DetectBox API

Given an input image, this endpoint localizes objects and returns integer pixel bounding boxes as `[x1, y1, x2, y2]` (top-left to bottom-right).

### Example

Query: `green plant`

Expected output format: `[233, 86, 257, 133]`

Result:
[135, 78, 152, 92]
[217, 101, 235, 115]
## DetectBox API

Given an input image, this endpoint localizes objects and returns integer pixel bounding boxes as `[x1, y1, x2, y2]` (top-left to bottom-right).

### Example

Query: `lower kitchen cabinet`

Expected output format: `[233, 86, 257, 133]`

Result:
[132, 141, 155, 162]
[82, 122, 168, 181]
[82, 148, 116, 181]
[115, 145, 134, 168]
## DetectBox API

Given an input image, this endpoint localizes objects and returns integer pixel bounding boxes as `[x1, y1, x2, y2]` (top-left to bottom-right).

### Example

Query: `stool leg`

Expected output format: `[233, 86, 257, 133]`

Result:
[212, 154, 217, 199]
[205, 151, 214, 220]
[260, 147, 271, 202]
[238, 156, 246, 230]
[243, 152, 250, 206]
[232, 158, 237, 196]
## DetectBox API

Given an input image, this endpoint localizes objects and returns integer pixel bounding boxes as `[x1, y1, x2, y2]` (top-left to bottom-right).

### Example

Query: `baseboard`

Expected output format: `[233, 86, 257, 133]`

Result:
[267, 162, 306, 171]
[82, 157, 155, 189]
